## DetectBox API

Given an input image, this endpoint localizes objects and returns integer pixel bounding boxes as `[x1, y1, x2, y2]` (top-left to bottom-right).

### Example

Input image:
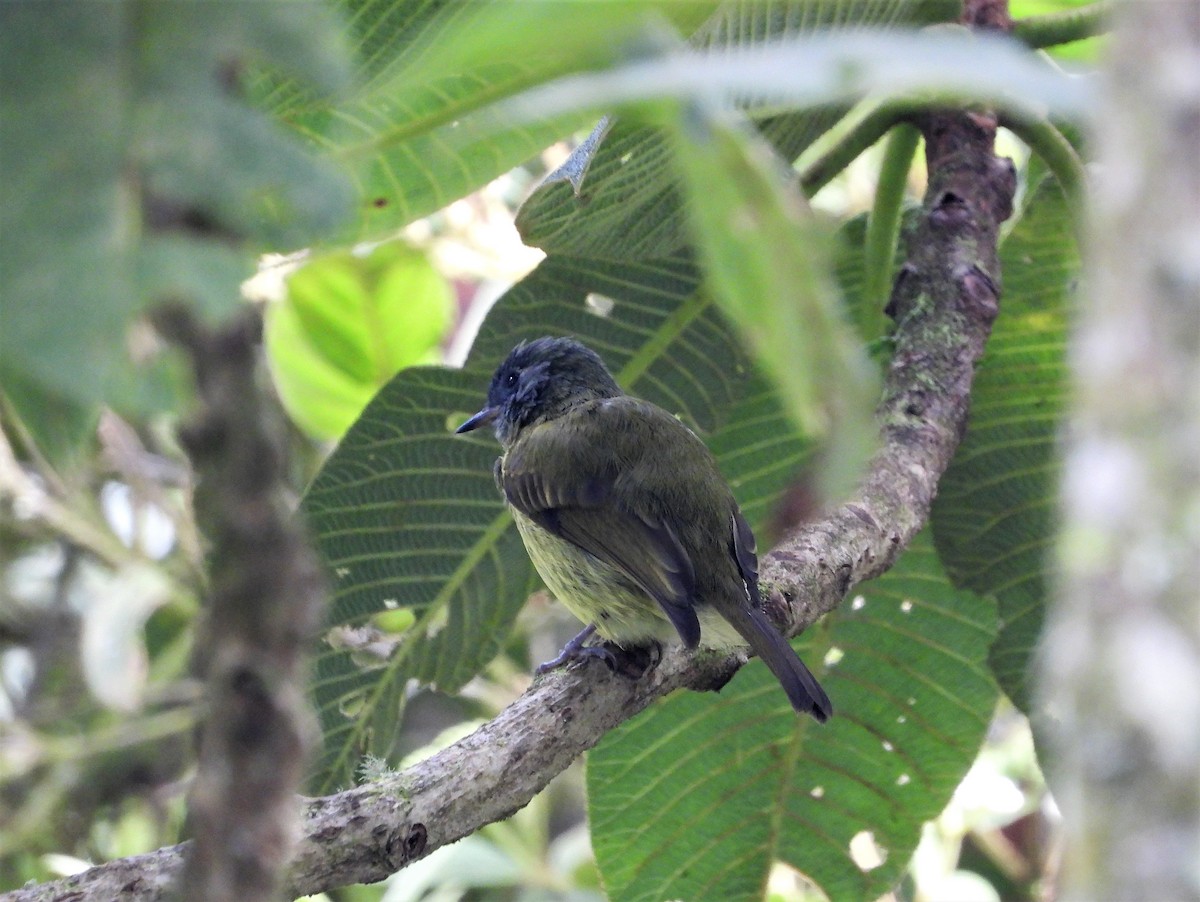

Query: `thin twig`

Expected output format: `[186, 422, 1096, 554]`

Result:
[862, 122, 922, 339]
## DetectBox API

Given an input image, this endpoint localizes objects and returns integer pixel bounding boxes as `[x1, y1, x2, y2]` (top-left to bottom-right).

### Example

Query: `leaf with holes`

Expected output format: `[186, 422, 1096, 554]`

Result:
[587, 533, 998, 902]
[930, 176, 1077, 712]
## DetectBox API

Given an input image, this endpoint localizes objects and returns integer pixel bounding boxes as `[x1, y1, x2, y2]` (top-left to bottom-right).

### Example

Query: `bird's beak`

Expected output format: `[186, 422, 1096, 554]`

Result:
[455, 406, 499, 434]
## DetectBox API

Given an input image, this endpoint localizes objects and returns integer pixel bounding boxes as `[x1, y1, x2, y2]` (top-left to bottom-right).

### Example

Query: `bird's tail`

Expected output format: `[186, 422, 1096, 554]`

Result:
[724, 601, 832, 722]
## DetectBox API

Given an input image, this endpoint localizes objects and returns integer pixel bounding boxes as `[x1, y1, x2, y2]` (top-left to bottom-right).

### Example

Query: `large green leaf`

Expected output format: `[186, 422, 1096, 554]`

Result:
[588, 533, 998, 902]
[267, 0, 719, 238]
[303, 361, 535, 791]
[0, 2, 352, 457]
[930, 176, 1077, 711]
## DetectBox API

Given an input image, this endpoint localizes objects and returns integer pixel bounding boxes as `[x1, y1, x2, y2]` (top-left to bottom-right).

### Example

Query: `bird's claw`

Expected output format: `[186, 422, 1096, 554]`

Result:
[536, 625, 658, 678]
[537, 623, 604, 674]
[536, 642, 620, 675]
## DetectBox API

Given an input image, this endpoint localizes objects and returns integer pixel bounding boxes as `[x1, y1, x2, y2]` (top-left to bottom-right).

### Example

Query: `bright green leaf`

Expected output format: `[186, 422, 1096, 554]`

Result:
[371, 608, 416, 635]
[265, 242, 453, 439]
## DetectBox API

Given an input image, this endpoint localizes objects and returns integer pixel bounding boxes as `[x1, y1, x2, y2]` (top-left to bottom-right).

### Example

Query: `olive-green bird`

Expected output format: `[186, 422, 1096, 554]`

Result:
[457, 336, 831, 721]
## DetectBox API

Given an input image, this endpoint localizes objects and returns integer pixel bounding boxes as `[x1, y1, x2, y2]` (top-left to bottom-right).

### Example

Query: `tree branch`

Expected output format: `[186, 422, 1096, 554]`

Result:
[9, 17, 1019, 902]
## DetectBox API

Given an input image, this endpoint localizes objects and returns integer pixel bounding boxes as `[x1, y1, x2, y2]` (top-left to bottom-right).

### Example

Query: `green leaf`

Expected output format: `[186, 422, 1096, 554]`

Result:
[0, 6, 130, 445]
[588, 533, 998, 902]
[0, 2, 352, 458]
[270, 0, 718, 237]
[930, 176, 1078, 712]
[517, 0, 961, 259]
[669, 106, 879, 500]
[265, 242, 454, 440]
[132, 3, 353, 249]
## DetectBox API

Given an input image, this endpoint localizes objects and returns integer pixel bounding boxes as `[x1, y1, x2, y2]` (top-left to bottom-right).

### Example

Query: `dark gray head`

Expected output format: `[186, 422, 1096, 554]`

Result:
[456, 336, 623, 445]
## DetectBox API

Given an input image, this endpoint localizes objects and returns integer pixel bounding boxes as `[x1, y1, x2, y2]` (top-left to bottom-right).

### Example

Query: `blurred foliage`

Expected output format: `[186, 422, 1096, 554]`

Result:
[264, 242, 454, 440]
[0, 1, 353, 461]
[667, 106, 878, 500]
[1010, 0, 1108, 59]
[1, 0, 1101, 898]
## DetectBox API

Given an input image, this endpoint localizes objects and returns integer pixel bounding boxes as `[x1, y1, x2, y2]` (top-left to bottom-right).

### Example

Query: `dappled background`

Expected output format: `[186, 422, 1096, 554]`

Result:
[0, 0, 1118, 899]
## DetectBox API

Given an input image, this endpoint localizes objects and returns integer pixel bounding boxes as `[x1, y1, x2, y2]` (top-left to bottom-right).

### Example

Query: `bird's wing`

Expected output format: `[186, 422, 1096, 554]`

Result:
[731, 507, 760, 605]
[501, 408, 701, 647]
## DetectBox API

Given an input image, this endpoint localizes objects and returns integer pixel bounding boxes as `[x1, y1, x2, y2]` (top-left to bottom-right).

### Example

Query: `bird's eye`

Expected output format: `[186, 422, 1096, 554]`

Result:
[505, 371, 518, 387]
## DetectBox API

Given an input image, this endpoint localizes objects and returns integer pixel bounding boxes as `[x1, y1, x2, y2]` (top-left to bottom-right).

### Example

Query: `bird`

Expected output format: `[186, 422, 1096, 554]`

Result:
[456, 336, 831, 722]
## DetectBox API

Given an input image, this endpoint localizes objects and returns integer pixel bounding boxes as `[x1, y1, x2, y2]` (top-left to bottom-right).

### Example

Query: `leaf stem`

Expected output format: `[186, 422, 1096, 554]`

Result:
[1013, 1, 1111, 49]
[863, 123, 921, 341]
[1002, 112, 1088, 246]
[797, 96, 922, 197]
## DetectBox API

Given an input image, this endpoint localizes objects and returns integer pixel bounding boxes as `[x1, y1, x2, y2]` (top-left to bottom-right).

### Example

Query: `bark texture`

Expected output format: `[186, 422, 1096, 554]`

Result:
[1041, 1, 1200, 899]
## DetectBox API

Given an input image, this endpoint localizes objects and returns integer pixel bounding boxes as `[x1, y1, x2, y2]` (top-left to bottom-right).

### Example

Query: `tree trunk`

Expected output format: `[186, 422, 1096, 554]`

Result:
[1042, 1, 1200, 900]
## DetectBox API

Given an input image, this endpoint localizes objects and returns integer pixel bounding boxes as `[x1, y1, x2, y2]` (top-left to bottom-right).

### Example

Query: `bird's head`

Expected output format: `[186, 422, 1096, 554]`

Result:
[456, 336, 622, 446]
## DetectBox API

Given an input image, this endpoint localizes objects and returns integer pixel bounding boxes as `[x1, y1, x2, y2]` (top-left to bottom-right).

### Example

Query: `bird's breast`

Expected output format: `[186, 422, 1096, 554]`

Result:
[511, 509, 672, 645]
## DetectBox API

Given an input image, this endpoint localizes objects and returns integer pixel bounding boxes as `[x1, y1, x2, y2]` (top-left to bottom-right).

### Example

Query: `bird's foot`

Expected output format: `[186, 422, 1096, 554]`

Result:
[536, 626, 661, 679]
[536, 624, 615, 674]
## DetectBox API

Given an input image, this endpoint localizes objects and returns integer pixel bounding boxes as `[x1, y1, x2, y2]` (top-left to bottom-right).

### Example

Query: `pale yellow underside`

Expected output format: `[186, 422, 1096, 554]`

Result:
[513, 509, 743, 650]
